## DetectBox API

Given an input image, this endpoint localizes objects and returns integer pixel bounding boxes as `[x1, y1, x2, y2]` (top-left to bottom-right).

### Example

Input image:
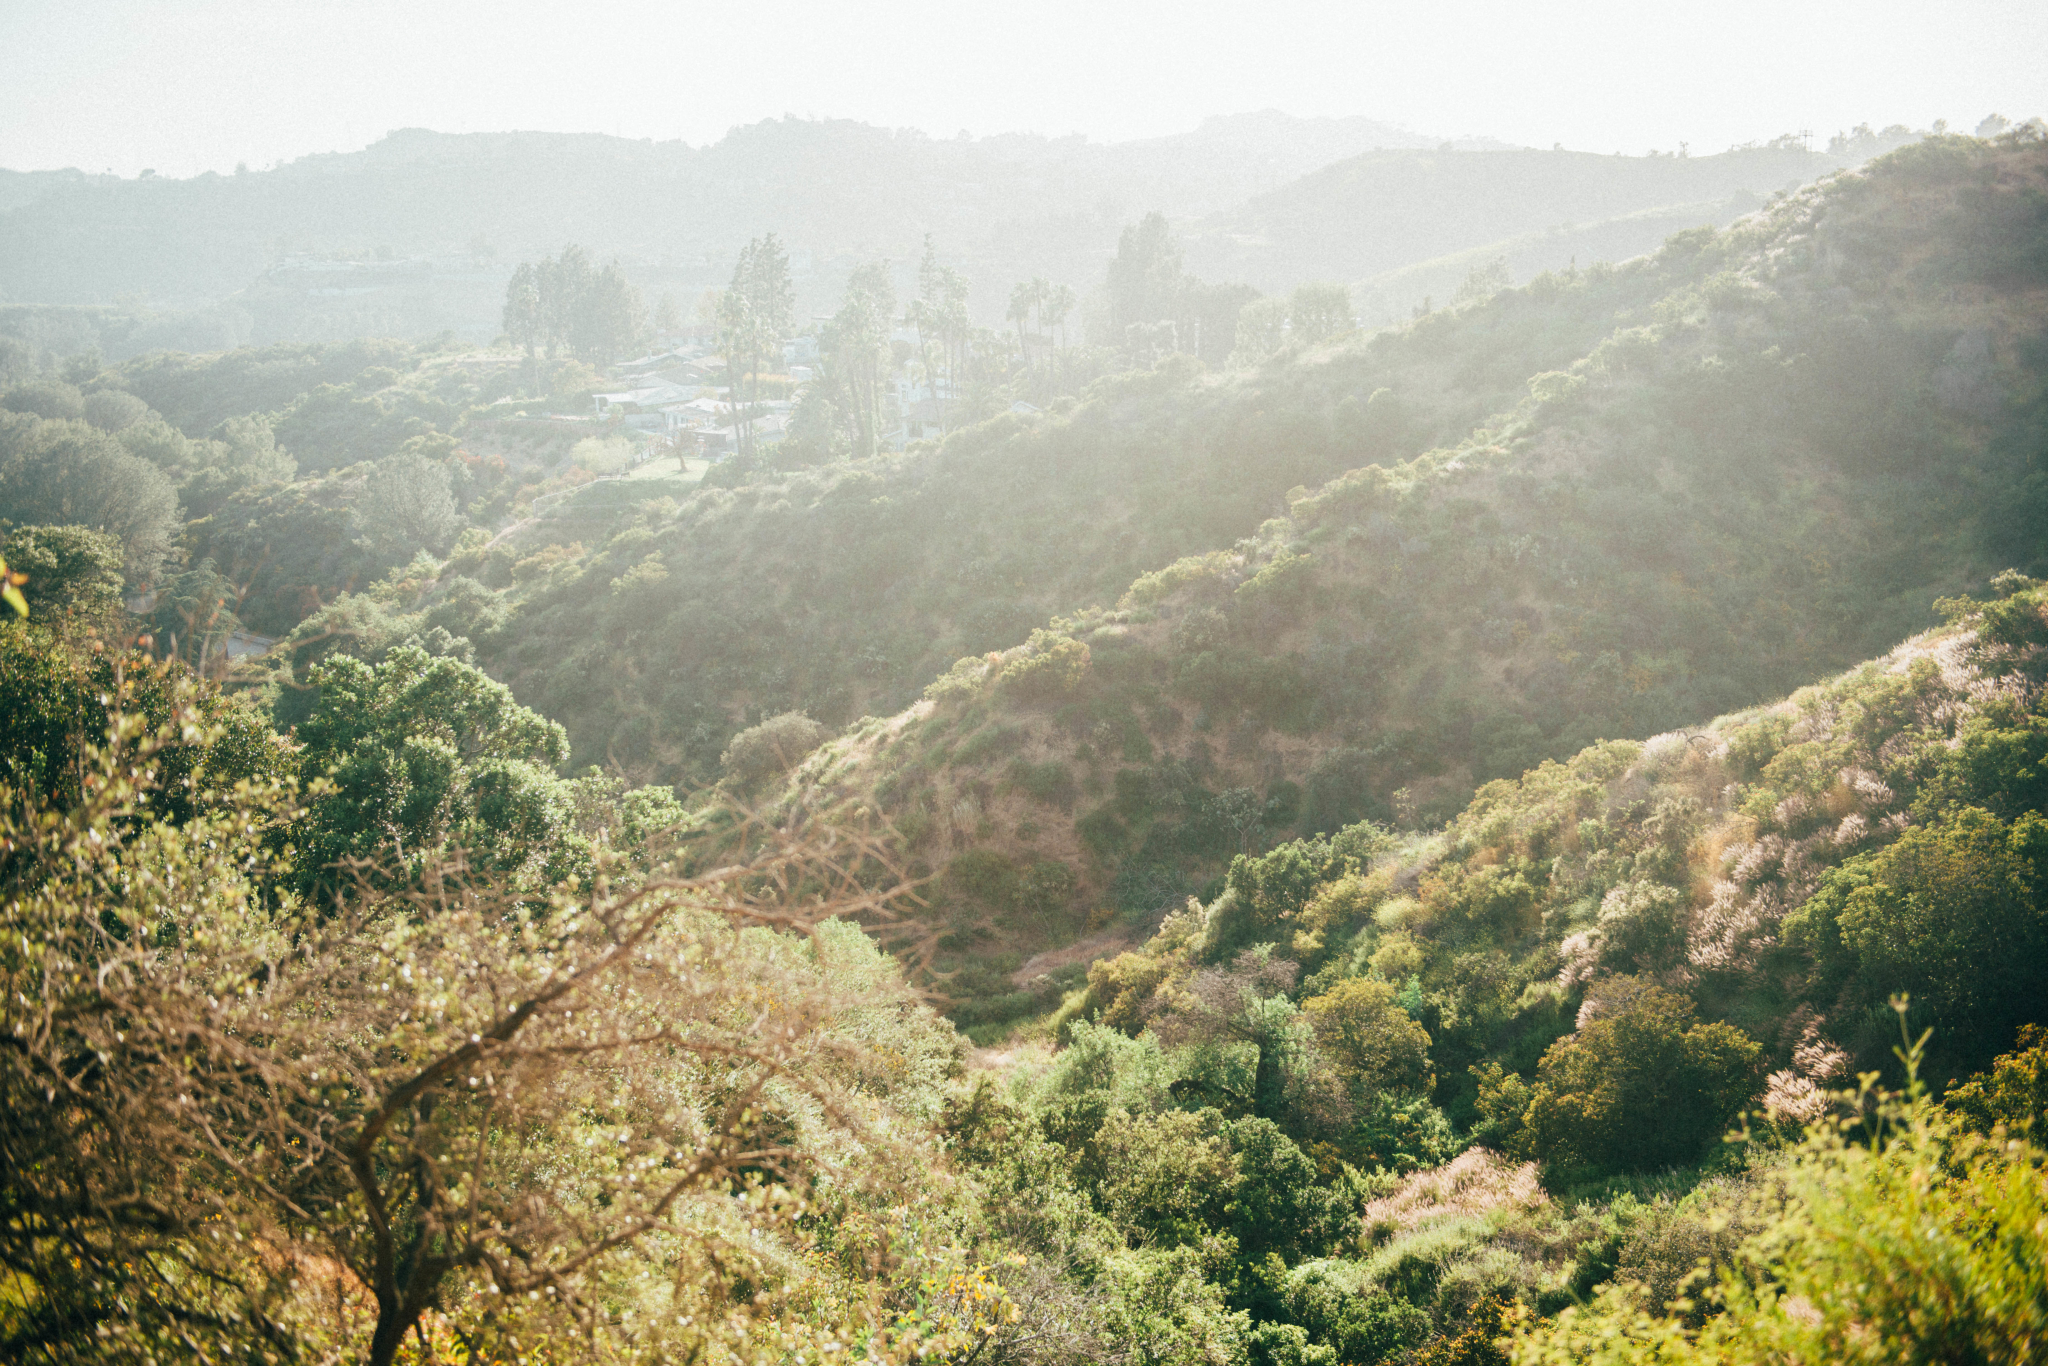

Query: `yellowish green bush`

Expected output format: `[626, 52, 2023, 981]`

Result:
[1514, 1035, 2048, 1365]
[720, 709, 829, 787]
[998, 630, 1092, 704]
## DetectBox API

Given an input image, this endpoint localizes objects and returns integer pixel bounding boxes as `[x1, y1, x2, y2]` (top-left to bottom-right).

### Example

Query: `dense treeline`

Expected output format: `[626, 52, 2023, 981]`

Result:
[502, 243, 649, 366]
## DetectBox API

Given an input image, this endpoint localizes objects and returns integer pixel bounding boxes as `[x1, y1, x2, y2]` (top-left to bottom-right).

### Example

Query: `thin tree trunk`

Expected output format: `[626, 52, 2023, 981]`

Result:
[853, 360, 873, 459]
[917, 324, 943, 437]
[727, 349, 748, 463]
[1253, 1037, 1285, 1121]
[743, 331, 760, 460]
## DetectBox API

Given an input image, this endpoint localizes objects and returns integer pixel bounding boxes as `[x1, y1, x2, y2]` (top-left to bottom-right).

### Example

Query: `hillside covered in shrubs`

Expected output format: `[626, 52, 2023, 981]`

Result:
[3, 126, 2045, 1366]
[6, 576, 2045, 1363]
[766, 134, 2048, 976]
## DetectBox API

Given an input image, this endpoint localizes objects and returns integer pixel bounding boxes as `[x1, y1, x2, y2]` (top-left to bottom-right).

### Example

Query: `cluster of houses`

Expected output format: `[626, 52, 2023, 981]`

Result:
[582, 332, 1041, 462]
[588, 337, 820, 458]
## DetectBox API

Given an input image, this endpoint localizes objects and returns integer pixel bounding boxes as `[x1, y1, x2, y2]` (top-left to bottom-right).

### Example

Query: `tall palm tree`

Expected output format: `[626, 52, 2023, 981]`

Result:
[1046, 283, 1078, 351]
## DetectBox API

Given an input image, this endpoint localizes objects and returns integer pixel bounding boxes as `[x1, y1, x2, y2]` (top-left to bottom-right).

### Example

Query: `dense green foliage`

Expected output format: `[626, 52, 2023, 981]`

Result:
[882, 584, 2048, 1363]
[291, 644, 574, 892]
[1515, 1043, 2048, 1365]
[0, 619, 291, 822]
[0, 523, 124, 628]
[1509, 983, 1761, 1178]
[0, 408, 180, 582]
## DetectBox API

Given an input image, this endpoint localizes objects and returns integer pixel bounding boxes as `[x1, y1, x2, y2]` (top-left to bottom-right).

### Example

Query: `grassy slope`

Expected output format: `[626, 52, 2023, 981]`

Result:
[764, 136, 2048, 978]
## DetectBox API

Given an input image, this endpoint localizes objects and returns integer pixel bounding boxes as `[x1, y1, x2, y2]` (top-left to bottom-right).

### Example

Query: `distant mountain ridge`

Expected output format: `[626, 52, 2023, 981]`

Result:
[0, 112, 1484, 343]
[1183, 143, 1856, 319]
[0, 114, 1936, 357]
[0, 167, 122, 214]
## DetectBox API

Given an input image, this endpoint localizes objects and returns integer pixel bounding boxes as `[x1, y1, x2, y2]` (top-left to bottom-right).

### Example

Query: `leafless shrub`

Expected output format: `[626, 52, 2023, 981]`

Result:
[1361, 1148, 1546, 1235]
[0, 710, 950, 1365]
[1148, 949, 1300, 1044]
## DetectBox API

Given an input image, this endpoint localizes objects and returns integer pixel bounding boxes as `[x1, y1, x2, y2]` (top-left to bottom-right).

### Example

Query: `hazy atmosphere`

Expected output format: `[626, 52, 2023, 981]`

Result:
[7, 0, 2048, 175]
[3, 4, 2047, 1364]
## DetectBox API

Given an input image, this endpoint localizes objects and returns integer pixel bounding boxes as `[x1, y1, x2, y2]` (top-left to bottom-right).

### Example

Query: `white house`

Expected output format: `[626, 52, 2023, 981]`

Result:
[593, 380, 695, 418]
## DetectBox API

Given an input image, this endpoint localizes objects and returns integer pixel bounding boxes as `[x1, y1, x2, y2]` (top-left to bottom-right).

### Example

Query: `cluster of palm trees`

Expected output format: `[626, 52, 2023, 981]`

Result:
[1006, 277, 1079, 357]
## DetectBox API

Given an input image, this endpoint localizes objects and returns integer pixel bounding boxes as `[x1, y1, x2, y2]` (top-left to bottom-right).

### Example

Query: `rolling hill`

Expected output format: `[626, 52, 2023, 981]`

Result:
[419, 217, 1711, 781]
[752, 133, 2048, 981]
[1181, 142, 1875, 322]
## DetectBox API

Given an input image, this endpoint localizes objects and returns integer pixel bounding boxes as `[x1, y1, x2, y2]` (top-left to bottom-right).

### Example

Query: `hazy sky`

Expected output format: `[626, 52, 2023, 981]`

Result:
[4, 0, 2044, 176]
